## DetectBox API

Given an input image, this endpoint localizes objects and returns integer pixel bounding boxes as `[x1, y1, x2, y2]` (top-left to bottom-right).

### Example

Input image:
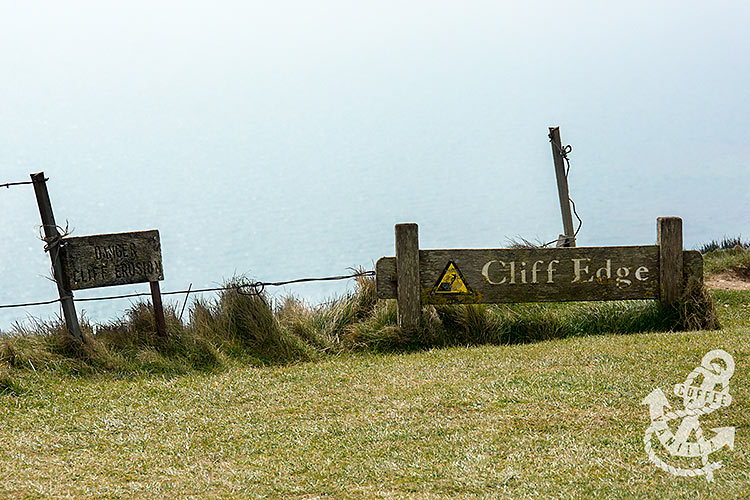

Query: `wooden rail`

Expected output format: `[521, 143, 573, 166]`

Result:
[378, 218, 702, 323]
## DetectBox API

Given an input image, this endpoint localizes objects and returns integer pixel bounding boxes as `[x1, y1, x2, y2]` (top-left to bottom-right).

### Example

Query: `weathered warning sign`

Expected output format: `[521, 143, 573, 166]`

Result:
[376, 246, 703, 304]
[432, 261, 471, 295]
[60, 230, 164, 290]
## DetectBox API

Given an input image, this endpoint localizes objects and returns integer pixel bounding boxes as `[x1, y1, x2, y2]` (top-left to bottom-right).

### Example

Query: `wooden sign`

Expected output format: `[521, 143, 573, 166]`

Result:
[378, 219, 702, 329]
[377, 246, 702, 304]
[60, 230, 164, 290]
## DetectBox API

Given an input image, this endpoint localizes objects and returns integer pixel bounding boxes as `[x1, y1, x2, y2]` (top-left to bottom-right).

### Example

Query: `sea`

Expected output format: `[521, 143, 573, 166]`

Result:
[1, 2, 748, 331]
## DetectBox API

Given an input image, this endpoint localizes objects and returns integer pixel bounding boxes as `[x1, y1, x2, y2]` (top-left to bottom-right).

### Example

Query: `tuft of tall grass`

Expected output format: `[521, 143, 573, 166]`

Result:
[504, 237, 544, 249]
[96, 301, 221, 372]
[674, 276, 720, 331]
[0, 315, 113, 375]
[344, 286, 720, 350]
[343, 300, 403, 351]
[702, 246, 750, 279]
[0, 269, 722, 379]
[188, 278, 311, 364]
[275, 270, 379, 353]
[698, 236, 749, 254]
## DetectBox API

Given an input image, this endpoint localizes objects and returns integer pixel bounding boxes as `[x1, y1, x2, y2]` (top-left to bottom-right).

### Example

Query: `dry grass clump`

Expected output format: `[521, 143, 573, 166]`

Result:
[675, 277, 720, 331]
[703, 246, 750, 280]
[0, 316, 112, 374]
[344, 281, 720, 350]
[698, 236, 750, 254]
[96, 301, 221, 372]
[0, 270, 724, 378]
[189, 279, 312, 364]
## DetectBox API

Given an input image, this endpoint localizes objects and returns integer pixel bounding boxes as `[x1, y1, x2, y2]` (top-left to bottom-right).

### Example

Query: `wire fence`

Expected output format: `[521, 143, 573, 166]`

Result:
[1, 141, 580, 315]
[1, 179, 36, 189]
[1, 176, 376, 315]
[0, 270, 376, 310]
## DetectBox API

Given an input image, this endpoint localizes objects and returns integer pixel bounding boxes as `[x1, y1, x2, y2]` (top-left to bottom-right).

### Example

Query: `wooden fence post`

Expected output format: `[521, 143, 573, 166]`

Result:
[150, 281, 168, 338]
[658, 217, 683, 306]
[549, 127, 576, 247]
[30, 172, 83, 341]
[395, 223, 420, 330]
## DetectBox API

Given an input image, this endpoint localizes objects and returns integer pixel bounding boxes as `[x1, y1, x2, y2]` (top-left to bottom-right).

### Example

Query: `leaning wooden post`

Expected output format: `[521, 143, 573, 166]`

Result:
[549, 127, 576, 247]
[149, 281, 168, 338]
[657, 217, 683, 306]
[395, 223, 420, 330]
[30, 172, 83, 341]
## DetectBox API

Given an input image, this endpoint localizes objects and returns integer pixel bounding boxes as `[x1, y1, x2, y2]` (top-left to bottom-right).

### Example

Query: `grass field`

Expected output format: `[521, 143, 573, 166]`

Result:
[0, 288, 748, 499]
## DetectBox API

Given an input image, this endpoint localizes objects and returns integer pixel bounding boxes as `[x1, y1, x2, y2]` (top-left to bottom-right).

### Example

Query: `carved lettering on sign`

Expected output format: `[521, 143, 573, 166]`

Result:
[375, 246, 707, 304]
[60, 230, 164, 290]
[482, 259, 559, 285]
[479, 258, 651, 290]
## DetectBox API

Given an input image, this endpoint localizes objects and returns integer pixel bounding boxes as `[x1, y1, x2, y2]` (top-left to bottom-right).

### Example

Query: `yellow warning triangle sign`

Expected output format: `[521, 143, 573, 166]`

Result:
[433, 261, 471, 294]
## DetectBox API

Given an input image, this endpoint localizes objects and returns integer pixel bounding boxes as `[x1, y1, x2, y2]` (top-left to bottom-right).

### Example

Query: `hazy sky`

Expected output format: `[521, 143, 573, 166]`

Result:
[2, 1, 748, 234]
[1, 1, 748, 325]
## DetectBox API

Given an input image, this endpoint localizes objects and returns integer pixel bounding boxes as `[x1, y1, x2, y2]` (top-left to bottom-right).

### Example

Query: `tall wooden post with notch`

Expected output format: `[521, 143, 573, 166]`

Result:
[549, 127, 576, 247]
[395, 223, 420, 331]
[30, 172, 84, 341]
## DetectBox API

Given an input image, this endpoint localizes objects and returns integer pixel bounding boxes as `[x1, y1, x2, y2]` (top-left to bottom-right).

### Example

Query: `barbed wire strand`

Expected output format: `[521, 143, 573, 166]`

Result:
[1, 180, 37, 189]
[0, 270, 375, 310]
[0, 298, 63, 309]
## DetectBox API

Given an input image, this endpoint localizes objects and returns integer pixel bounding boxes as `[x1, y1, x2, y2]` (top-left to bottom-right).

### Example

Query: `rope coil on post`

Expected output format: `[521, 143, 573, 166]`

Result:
[540, 134, 583, 248]
[40, 224, 71, 253]
[37, 223, 73, 292]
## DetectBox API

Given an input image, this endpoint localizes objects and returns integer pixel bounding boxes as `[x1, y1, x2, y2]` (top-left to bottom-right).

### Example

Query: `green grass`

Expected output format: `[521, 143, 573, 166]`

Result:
[0, 273, 718, 379]
[0, 270, 743, 498]
[703, 247, 750, 278]
[698, 236, 749, 254]
[0, 292, 747, 499]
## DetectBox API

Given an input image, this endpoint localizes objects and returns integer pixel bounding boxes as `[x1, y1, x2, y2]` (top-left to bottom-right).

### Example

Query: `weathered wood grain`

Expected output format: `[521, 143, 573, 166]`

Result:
[377, 248, 704, 304]
[658, 217, 683, 305]
[549, 127, 575, 247]
[395, 224, 420, 329]
[60, 230, 164, 290]
[683, 250, 703, 283]
[31, 172, 83, 340]
[377, 246, 663, 304]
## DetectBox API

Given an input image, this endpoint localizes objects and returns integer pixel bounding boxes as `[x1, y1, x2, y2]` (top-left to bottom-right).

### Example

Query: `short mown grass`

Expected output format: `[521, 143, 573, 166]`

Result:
[0, 293, 747, 499]
[0, 264, 744, 498]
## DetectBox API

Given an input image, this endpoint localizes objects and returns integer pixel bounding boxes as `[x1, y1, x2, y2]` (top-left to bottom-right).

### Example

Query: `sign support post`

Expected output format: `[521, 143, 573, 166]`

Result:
[657, 217, 683, 306]
[30, 172, 83, 341]
[149, 281, 168, 338]
[58, 229, 166, 338]
[377, 217, 700, 314]
[549, 127, 576, 247]
[395, 223, 420, 331]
